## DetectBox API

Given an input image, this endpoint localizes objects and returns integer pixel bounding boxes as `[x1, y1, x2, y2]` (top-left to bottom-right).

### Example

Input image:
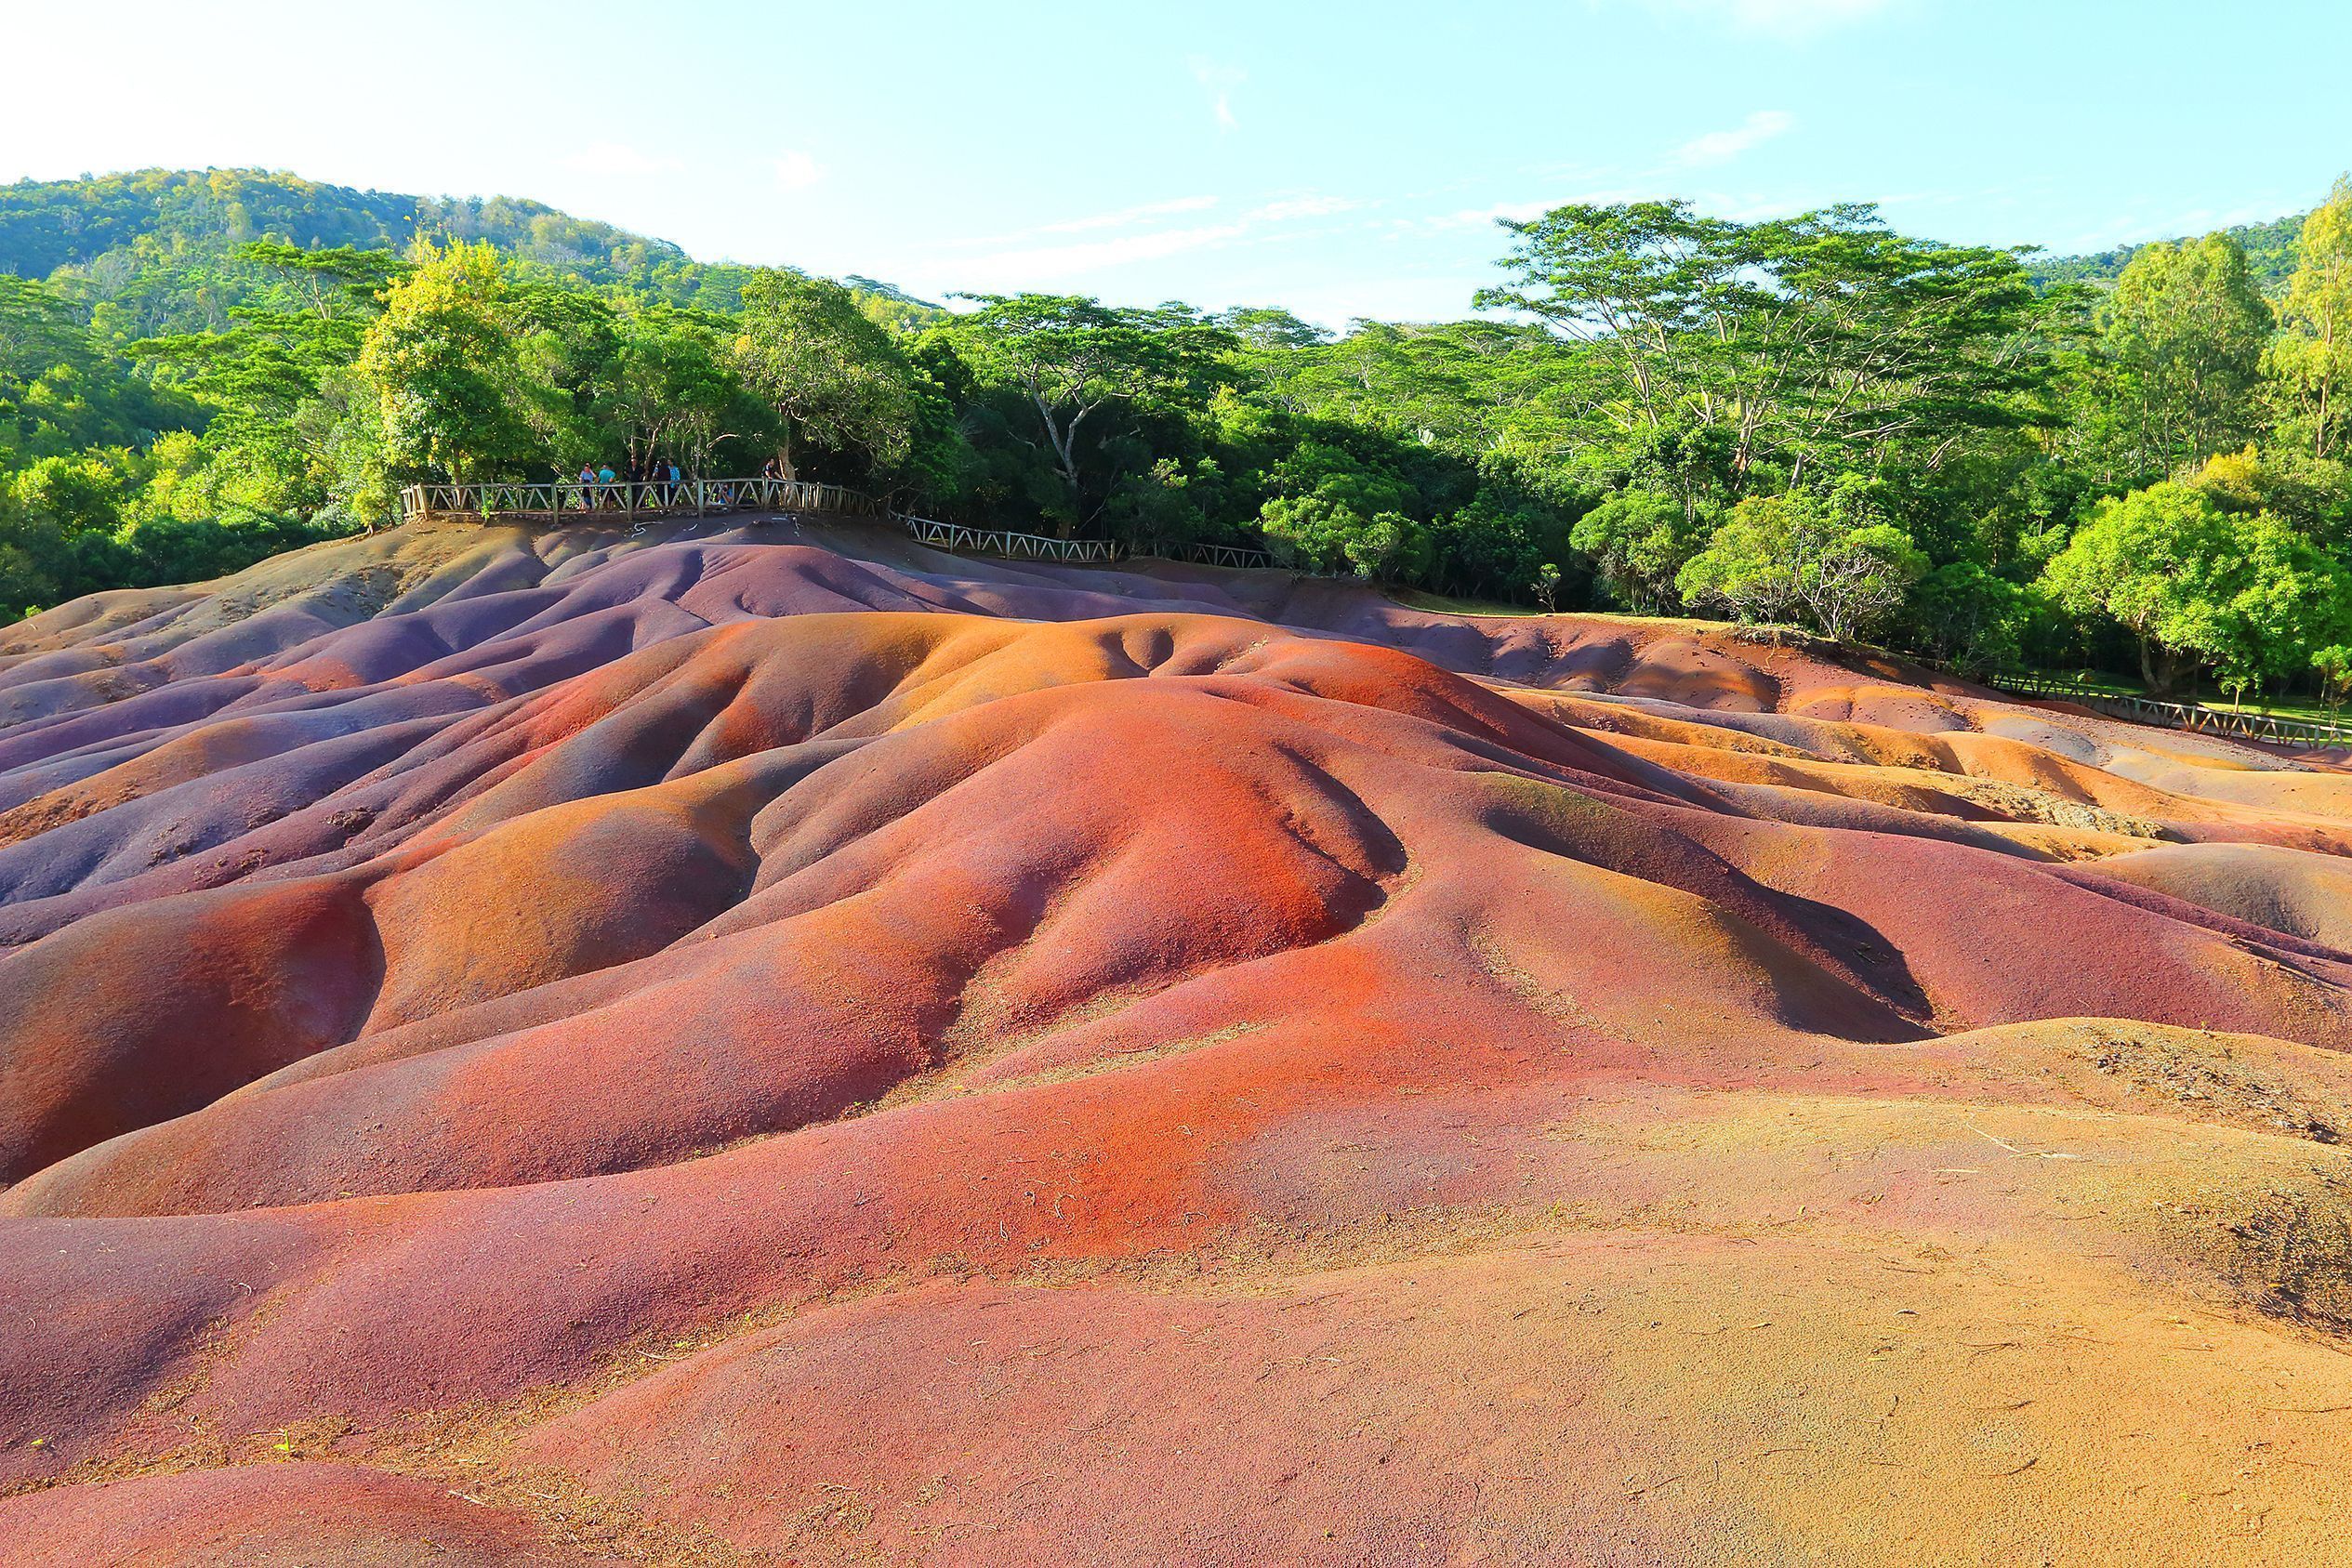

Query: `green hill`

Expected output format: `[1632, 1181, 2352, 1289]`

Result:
[2029, 209, 2306, 292]
[0, 168, 935, 340]
[8, 166, 2313, 324]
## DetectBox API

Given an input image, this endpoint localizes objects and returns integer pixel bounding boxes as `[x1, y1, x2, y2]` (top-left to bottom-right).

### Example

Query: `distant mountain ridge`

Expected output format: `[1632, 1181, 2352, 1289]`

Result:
[0, 165, 2313, 325]
[0, 167, 941, 337]
[2028, 209, 2307, 292]
[0, 168, 701, 286]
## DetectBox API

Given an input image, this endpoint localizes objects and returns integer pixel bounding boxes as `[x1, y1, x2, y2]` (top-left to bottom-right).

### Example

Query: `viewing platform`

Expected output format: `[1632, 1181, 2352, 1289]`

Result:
[399, 477, 888, 526]
[398, 479, 1275, 571]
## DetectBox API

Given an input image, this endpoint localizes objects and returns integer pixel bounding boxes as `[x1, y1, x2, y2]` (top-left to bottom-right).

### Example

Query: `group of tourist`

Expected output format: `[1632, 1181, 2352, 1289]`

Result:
[573, 455, 683, 504]
[560, 456, 813, 532]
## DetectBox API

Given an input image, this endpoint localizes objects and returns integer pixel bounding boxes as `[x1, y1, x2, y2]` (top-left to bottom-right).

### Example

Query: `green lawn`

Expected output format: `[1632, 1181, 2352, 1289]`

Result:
[2010, 668, 2349, 726]
[1383, 586, 1552, 619]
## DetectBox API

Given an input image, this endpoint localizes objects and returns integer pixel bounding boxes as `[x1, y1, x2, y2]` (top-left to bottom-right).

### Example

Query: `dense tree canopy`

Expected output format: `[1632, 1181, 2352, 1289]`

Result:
[2272, 178, 2352, 462]
[1677, 478, 1928, 643]
[8, 165, 2352, 716]
[2043, 475, 2352, 697]
[941, 295, 1235, 534]
[2094, 235, 2274, 481]
[734, 270, 920, 480]
[1476, 202, 2046, 485]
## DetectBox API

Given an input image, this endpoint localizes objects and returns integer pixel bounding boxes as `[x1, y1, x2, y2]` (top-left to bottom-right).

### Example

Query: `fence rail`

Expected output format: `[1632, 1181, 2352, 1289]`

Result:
[397, 480, 1290, 573]
[400, 479, 890, 521]
[899, 515, 1120, 564]
[1146, 541, 1276, 570]
[1978, 670, 2351, 747]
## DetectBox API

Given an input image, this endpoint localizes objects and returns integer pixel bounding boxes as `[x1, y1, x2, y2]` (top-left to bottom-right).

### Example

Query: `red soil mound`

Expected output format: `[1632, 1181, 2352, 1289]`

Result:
[0, 1462, 617, 1567]
[5, 513, 2351, 1564]
[2090, 839, 2352, 949]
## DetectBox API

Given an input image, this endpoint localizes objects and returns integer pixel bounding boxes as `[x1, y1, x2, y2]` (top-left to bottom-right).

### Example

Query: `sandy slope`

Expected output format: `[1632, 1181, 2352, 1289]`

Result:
[5, 512, 2352, 1564]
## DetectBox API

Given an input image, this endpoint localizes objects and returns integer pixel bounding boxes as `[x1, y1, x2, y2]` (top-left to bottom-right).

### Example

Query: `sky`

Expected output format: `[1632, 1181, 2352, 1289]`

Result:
[8, 0, 2351, 323]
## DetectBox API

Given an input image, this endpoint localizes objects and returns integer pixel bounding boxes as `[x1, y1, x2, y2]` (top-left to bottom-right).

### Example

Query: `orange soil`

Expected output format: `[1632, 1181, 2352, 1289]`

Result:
[4, 514, 2352, 1564]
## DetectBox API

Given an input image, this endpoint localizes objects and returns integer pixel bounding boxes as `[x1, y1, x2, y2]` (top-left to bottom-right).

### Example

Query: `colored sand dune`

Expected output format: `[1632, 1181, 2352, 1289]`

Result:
[6, 512, 2352, 1564]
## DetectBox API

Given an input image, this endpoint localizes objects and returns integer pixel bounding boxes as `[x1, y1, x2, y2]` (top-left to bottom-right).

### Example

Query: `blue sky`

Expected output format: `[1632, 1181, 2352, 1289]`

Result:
[11, 0, 2350, 323]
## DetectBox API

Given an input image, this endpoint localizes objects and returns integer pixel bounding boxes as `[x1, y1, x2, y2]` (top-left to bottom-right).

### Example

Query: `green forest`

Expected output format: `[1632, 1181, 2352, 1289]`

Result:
[6, 166, 2352, 706]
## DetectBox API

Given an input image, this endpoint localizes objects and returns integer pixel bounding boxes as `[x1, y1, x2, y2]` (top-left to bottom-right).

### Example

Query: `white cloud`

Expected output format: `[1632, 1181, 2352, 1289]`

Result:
[1245, 194, 1366, 223]
[956, 222, 1252, 287]
[1687, 191, 1811, 222]
[1421, 192, 1649, 231]
[1189, 58, 1245, 130]
[773, 150, 823, 191]
[937, 196, 1220, 253]
[926, 191, 1379, 292]
[1674, 110, 1796, 165]
[1275, 276, 1495, 331]
[1041, 195, 1219, 235]
[2054, 194, 2306, 257]
[562, 141, 682, 178]
[1613, 0, 1892, 36]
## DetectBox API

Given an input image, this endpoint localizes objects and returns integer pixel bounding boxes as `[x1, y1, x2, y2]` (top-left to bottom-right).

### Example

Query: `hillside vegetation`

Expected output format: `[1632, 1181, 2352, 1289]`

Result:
[2029, 208, 2307, 290]
[0, 167, 806, 321]
[5, 167, 2352, 712]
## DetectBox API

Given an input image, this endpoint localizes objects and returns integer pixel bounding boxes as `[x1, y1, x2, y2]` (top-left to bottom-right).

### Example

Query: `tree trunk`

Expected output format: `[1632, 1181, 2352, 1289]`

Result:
[2138, 635, 2190, 696]
[1034, 394, 1086, 539]
[2319, 354, 2334, 461]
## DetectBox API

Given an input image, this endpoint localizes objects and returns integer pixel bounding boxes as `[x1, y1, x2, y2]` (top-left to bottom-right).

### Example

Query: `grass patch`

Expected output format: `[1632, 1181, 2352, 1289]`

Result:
[2011, 667, 2351, 725]
[1383, 586, 1551, 618]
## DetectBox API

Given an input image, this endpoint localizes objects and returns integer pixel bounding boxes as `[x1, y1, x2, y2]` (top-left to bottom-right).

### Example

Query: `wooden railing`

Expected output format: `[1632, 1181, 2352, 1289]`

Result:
[395, 480, 1286, 573]
[1146, 541, 1275, 570]
[898, 515, 1120, 564]
[400, 478, 890, 521]
[1978, 670, 2351, 748]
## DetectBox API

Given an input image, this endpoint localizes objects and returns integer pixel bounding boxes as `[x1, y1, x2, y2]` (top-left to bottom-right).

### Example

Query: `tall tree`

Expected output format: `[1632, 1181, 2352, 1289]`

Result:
[2099, 234, 2273, 478]
[2040, 479, 2352, 696]
[128, 247, 404, 520]
[355, 241, 541, 487]
[232, 242, 408, 327]
[1475, 201, 1747, 441]
[2270, 176, 2352, 460]
[609, 306, 768, 478]
[1675, 478, 1926, 642]
[949, 295, 1233, 534]
[1478, 202, 2045, 488]
[0, 276, 92, 388]
[733, 270, 918, 481]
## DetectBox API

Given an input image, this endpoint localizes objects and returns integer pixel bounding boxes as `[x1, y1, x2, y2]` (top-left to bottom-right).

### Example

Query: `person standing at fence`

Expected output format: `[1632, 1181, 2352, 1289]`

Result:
[576, 463, 596, 512]
[597, 462, 616, 509]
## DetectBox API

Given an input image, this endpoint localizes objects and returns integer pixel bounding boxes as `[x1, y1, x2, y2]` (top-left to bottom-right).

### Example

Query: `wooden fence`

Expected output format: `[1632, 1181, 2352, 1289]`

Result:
[1978, 670, 2351, 748]
[396, 479, 1291, 573]
[385, 494, 2345, 743]
[898, 515, 1120, 564]
[400, 479, 890, 522]
[1148, 541, 1275, 570]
